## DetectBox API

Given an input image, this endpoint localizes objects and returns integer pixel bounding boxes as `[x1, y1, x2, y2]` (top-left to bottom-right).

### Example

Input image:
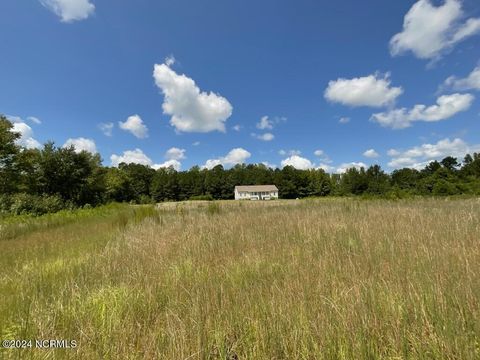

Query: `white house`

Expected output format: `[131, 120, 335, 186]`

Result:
[234, 185, 279, 200]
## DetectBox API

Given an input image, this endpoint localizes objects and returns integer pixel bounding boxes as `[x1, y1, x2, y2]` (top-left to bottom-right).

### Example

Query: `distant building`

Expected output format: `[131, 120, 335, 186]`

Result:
[234, 185, 279, 200]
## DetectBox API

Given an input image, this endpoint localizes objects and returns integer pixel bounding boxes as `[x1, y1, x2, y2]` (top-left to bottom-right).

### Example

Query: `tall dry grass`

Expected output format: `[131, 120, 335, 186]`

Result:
[1, 198, 479, 359]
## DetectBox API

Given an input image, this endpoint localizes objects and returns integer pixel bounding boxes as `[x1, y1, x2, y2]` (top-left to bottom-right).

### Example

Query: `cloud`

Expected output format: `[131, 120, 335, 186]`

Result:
[111, 148, 183, 170]
[363, 149, 380, 158]
[336, 162, 368, 174]
[153, 159, 182, 171]
[444, 65, 480, 91]
[314, 149, 332, 164]
[118, 115, 148, 139]
[279, 152, 370, 174]
[317, 163, 336, 173]
[27, 116, 41, 124]
[153, 59, 233, 133]
[165, 147, 186, 160]
[192, 141, 200, 146]
[39, 0, 95, 22]
[203, 159, 222, 169]
[261, 161, 277, 169]
[232, 125, 242, 131]
[325, 73, 403, 107]
[63, 137, 97, 154]
[390, 0, 480, 60]
[8, 116, 41, 149]
[110, 149, 153, 167]
[387, 138, 480, 169]
[252, 132, 275, 141]
[98, 122, 114, 137]
[203, 148, 251, 169]
[165, 55, 176, 67]
[371, 93, 474, 129]
[279, 149, 301, 156]
[256, 116, 273, 130]
[281, 155, 314, 170]
[339, 117, 350, 124]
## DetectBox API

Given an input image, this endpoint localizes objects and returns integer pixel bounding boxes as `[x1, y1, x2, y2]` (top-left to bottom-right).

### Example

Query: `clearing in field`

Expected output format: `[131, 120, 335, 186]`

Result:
[0, 199, 479, 359]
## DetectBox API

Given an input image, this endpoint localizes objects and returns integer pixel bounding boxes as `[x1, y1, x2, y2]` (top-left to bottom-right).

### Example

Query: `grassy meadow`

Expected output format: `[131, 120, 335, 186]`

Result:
[0, 198, 479, 359]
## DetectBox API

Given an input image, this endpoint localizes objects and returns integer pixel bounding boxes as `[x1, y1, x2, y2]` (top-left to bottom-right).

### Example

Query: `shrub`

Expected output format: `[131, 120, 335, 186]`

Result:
[138, 195, 154, 204]
[432, 180, 460, 196]
[190, 194, 214, 201]
[8, 193, 67, 216]
[0, 194, 13, 213]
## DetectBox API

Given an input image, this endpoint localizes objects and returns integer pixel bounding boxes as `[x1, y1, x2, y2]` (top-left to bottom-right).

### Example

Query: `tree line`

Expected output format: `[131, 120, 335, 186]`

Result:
[1, 116, 480, 215]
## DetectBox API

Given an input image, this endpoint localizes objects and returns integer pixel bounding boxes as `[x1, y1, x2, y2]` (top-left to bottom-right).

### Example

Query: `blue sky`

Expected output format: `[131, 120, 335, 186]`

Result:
[1, 0, 480, 172]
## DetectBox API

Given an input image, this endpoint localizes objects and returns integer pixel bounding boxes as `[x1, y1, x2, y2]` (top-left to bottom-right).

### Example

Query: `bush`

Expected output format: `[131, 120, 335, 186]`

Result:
[138, 195, 154, 204]
[190, 194, 214, 201]
[8, 193, 68, 216]
[432, 180, 460, 196]
[384, 187, 411, 200]
[0, 194, 13, 213]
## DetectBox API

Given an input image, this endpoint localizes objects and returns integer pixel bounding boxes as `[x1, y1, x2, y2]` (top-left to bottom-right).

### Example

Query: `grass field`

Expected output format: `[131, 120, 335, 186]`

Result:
[0, 198, 479, 359]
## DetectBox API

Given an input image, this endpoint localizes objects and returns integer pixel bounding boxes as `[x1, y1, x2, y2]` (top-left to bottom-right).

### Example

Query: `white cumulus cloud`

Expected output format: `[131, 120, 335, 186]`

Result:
[444, 65, 480, 91]
[111, 149, 153, 167]
[317, 163, 336, 173]
[111, 148, 182, 170]
[203, 148, 251, 169]
[118, 115, 148, 139]
[153, 59, 233, 133]
[363, 149, 380, 158]
[39, 0, 95, 23]
[8, 116, 41, 149]
[165, 147, 186, 160]
[281, 155, 314, 170]
[256, 116, 274, 130]
[387, 138, 480, 169]
[325, 73, 403, 107]
[390, 0, 480, 60]
[153, 159, 182, 171]
[63, 137, 97, 154]
[339, 117, 350, 124]
[336, 162, 368, 174]
[371, 93, 474, 129]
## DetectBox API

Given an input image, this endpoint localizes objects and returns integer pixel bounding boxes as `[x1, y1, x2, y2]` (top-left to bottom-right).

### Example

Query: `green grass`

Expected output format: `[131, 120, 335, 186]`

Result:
[1, 198, 479, 359]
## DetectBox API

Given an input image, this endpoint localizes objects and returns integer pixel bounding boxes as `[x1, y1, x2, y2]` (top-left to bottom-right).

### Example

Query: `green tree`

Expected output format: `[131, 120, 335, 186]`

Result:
[38, 143, 105, 205]
[0, 115, 21, 194]
[365, 165, 390, 195]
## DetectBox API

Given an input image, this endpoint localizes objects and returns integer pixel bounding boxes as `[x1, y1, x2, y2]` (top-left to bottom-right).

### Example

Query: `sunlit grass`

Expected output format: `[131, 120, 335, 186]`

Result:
[0, 198, 479, 359]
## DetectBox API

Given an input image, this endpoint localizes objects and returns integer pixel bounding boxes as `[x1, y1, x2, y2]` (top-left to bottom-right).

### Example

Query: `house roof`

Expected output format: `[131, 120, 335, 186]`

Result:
[235, 185, 278, 192]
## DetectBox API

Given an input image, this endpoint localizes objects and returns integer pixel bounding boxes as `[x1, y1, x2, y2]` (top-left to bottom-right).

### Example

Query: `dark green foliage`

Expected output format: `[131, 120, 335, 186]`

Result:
[37, 143, 106, 205]
[0, 115, 21, 194]
[190, 194, 214, 201]
[7, 193, 68, 216]
[2, 115, 480, 215]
